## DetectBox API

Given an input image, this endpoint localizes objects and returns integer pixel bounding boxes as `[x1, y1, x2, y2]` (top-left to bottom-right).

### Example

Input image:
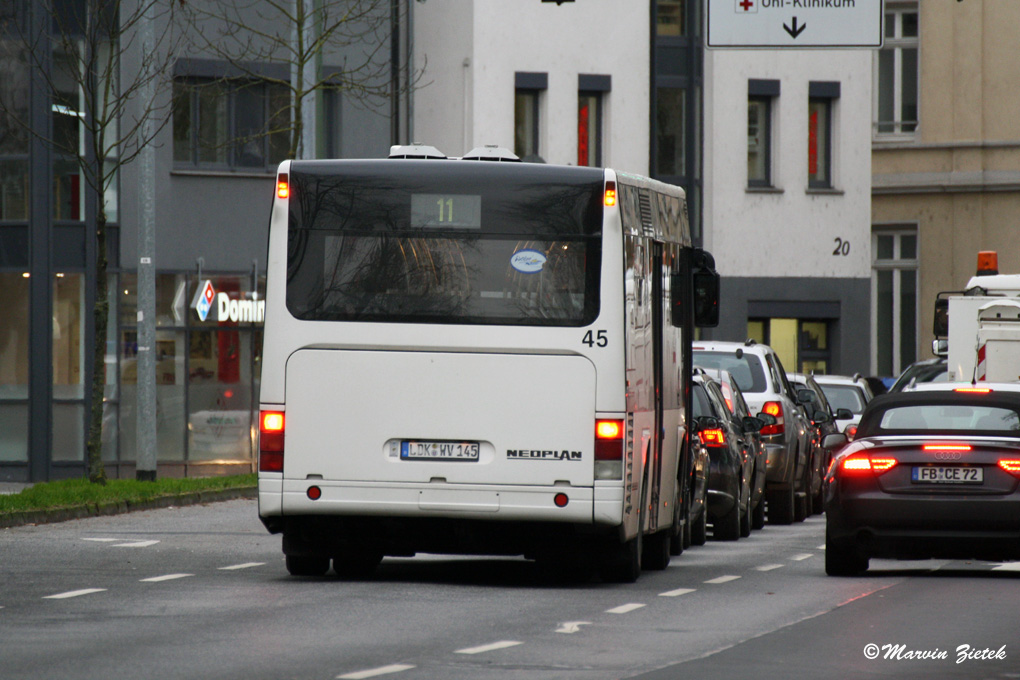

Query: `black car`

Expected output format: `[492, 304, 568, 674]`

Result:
[824, 383, 1020, 576]
[692, 372, 765, 541]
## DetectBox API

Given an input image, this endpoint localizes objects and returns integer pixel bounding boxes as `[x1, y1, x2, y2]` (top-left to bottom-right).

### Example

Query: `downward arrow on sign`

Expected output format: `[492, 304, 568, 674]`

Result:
[784, 17, 806, 38]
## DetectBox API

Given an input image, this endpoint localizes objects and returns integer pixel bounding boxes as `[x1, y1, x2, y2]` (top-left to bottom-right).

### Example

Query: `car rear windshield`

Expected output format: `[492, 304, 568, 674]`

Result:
[875, 404, 1020, 432]
[693, 351, 768, 394]
[285, 161, 604, 326]
[820, 384, 866, 414]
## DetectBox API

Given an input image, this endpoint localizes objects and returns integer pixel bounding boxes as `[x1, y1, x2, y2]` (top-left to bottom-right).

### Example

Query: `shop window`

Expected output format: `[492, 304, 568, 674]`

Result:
[0, 272, 28, 462]
[748, 317, 832, 374]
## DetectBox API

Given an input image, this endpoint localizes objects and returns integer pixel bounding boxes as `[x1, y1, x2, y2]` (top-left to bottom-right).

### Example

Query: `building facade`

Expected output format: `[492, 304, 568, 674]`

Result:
[0, 0, 410, 482]
[871, 0, 1020, 377]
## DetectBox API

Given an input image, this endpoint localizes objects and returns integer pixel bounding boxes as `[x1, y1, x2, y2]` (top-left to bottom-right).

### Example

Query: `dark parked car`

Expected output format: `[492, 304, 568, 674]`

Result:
[888, 357, 948, 393]
[692, 371, 765, 540]
[824, 383, 1020, 576]
[788, 372, 847, 512]
[700, 366, 769, 531]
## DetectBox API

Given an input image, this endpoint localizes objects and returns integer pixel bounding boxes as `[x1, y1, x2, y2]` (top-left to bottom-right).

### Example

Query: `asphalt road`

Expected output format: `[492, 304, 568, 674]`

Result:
[1, 500, 1018, 680]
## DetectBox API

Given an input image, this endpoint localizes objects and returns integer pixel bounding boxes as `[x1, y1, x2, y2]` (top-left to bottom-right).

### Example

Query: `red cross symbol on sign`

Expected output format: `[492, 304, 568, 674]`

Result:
[738, 0, 756, 11]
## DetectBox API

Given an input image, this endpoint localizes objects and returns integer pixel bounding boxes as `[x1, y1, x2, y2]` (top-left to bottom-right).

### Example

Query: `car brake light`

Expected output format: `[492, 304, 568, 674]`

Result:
[954, 387, 992, 394]
[998, 459, 1020, 476]
[840, 452, 897, 474]
[276, 173, 289, 199]
[595, 419, 624, 460]
[760, 401, 784, 436]
[699, 428, 726, 446]
[923, 444, 972, 452]
[259, 410, 285, 472]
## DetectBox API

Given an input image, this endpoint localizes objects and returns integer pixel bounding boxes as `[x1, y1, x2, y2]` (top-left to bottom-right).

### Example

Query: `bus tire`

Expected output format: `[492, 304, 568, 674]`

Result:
[643, 530, 671, 571]
[600, 534, 642, 583]
[286, 554, 330, 577]
[333, 552, 382, 580]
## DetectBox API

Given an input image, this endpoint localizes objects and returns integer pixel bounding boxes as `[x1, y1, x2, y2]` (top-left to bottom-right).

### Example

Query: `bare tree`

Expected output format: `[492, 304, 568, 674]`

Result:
[1, 0, 182, 484]
[181, 0, 421, 159]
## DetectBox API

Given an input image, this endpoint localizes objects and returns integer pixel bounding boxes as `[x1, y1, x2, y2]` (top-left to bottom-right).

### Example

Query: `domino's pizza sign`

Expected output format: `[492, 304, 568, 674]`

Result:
[193, 280, 216, 322]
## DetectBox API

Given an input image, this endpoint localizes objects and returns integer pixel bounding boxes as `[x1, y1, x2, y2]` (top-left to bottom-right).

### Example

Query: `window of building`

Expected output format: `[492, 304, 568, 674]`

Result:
[873, 227, 918, 376]
[808, 81, 839, 189]
[747, 80, 778, 188]
[514, 72, 546, 161]
[656, 87, 685, 176]
[875, 2, 918, 136]
[748, 317, 832, 374]
[578, 75, 609, 168]
[173, 78, 290, 170]
[656, 0, 685, 37]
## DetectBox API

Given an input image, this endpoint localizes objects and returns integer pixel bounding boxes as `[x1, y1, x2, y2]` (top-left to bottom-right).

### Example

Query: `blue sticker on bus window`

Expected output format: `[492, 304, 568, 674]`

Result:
[510, 250, 547, 274]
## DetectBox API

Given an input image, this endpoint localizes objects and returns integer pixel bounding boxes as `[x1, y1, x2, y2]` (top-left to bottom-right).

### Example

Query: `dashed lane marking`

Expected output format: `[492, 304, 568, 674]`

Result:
[605, 603, 647, 614]
[82, 538, 118, 542]
[817, 544, 826, 550]
[756, 564, 784, 571]
[992, 563, 1020, 572]
[218, 562, 266, 570]
[140, 574, 193, 583]
[790, 553, 814, 561]
[659, 587, 696, 598]
[113, 540, 160, 548]
[704, 575, 741, 584]
[336, 664, 415, 679]
[455, 640, 523, 655]
[43, 588, 107, 600]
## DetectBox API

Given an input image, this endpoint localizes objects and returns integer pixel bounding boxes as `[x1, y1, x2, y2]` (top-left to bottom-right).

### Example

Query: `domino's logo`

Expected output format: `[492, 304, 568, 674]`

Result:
[193, 280, 216, 321]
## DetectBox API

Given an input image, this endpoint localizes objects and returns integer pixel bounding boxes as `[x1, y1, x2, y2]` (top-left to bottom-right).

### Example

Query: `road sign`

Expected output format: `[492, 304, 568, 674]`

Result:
[707, 0, 884, 49]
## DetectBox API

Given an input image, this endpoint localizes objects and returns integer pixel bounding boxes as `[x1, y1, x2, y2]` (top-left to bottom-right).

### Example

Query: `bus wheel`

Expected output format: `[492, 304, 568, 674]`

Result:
[333, 551, 382, 580]
[600, 534, 642, 583]
[286, 555, 330, 577]
[643, 530, 671, 571]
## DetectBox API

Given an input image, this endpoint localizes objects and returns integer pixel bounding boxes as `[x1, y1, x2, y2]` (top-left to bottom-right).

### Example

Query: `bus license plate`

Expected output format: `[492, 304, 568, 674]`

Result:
[401, 441, 480, 461]
[912, 466, 983, 484]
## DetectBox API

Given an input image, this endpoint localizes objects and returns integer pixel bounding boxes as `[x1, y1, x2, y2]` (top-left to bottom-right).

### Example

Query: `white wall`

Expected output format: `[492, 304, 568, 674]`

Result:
[703, 49, 872, 280]
[414, 0, 648, 174]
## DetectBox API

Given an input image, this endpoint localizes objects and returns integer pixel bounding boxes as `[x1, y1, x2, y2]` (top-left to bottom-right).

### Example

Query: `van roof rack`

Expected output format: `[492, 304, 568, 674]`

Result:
[388, 144, 447, 159]
[462, 145, 520, 162]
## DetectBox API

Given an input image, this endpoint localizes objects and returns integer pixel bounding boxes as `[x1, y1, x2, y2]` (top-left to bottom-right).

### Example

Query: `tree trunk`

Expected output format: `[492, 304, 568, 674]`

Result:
[86, 209, 109, 485]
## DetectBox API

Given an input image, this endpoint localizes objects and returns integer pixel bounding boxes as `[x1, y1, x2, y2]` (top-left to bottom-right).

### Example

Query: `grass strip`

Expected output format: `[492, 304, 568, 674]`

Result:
[0, 474, 256, 515]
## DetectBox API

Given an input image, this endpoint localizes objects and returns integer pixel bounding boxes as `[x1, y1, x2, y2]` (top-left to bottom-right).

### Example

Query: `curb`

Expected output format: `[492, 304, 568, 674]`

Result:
[0, 486, 257, 529]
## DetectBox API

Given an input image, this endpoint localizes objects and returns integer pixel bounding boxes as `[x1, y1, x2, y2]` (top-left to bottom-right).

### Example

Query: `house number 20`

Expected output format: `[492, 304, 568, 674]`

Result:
[832, 237, 850, 256]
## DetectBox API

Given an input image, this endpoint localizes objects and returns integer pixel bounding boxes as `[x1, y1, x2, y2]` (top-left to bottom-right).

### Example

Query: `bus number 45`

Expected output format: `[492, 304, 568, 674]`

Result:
[583, 330, 608, 348]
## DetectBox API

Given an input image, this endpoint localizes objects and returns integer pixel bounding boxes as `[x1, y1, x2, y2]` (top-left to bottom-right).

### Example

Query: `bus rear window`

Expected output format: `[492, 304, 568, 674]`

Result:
[285, 162, 604, 326]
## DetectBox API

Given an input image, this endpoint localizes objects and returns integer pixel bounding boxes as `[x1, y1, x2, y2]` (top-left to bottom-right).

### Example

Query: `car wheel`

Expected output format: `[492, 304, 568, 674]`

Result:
[713, 499, 741, 541]
[286, 554, 330, 577]
[739, 481, 752, 538]
[825, 528, 869, 576]
[751, 494, 766, 530]
[768, 485, 795, 525]
[669, 481, 685, 557]
[691, 506, 707, 546]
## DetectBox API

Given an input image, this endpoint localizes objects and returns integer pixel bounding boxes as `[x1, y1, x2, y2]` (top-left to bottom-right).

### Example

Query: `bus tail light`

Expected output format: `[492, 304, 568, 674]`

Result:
[276, 173, 289, 199]
[595, 418, 624, 480]
[604, 180, 617, 207]
[259, 410, 285, 472]
[760, 401, 785, 436]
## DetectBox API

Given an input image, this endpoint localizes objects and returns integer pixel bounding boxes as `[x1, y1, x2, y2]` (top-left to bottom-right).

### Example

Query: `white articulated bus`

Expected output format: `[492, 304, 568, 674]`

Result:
[258, 146, 719, 582]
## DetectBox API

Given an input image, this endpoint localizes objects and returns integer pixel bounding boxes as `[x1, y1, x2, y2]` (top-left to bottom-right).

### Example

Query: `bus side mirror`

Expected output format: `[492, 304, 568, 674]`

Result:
[693, 269, 720, 328]
[933, 297, 949, 337]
